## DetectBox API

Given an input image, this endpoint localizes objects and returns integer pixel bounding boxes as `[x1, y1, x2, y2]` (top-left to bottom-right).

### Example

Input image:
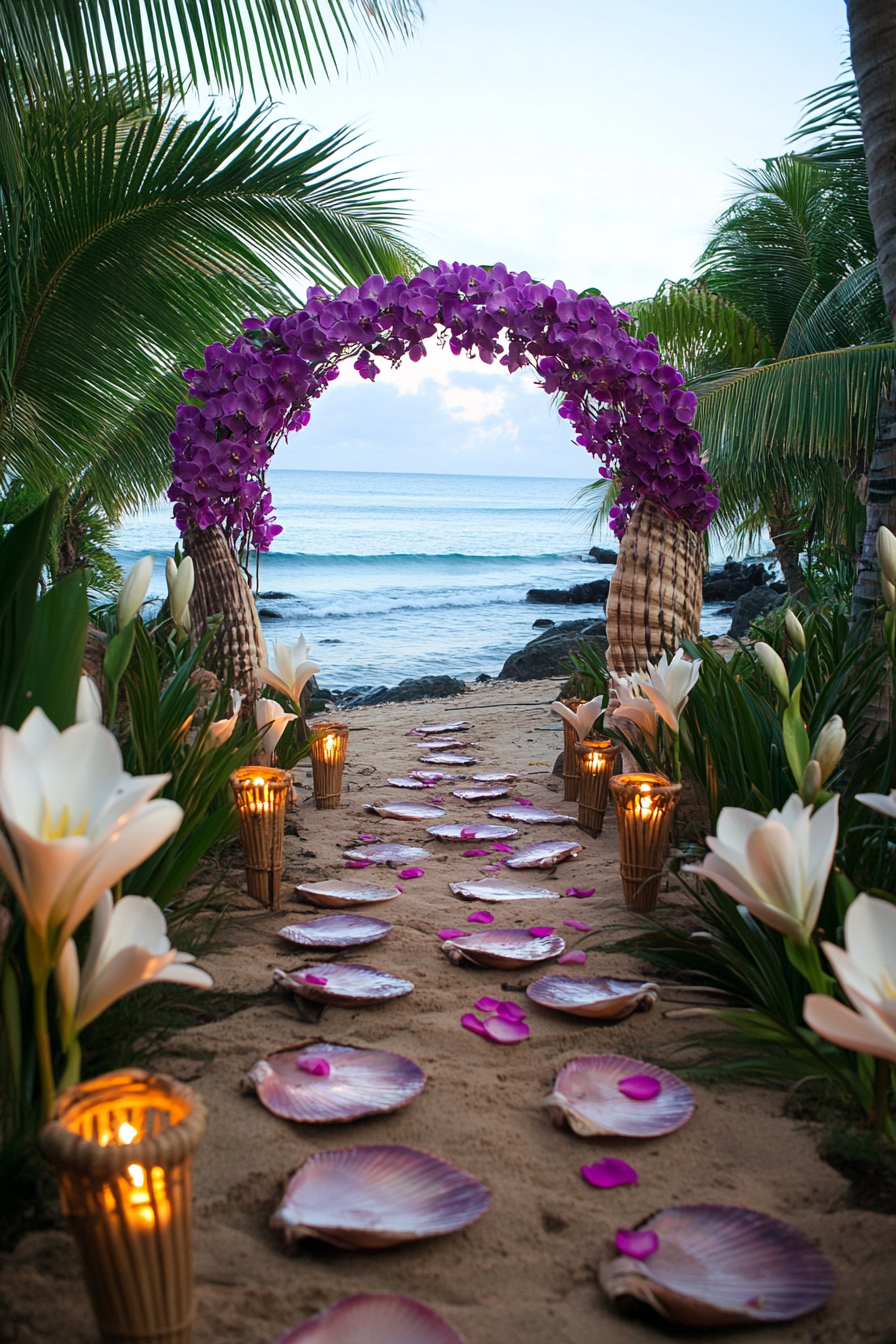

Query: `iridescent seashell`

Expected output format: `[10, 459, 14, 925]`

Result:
[440, 927, 565, 968]
[270, 1144, 490, 1248]
[527, 975, 658, 1019]
[413, 738, 468, 749]
[418, 753, 480, 765]
[427, 823, 518, 842]
[343, 844, 432, 866]
[242, 1043, 425, 1123]
[504, 839, 582, 868]
[363, 801, 446, 821]
[412, 722, 473, 735]
[274, 964, 414, 1006]
[544, 1054, 694, 1137]
[386, 776, 433, 789]
[453, 787, 510, 801]
[274, 1294, 468, 1344]
[278, 914, 393, 948]
[295, 880, 401, 907]
[407, 769, 461, 782]
[449, 879, 559, 901]
[472, 772, 519, 783]
[598, 1204, 836, 1326]
[487, 806, 575, 824]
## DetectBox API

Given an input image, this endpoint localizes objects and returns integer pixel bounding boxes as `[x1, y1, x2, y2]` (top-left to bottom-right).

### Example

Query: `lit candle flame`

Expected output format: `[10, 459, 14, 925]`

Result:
[127, 1163, 145, 1186]
[118, 1122, 138, 1144]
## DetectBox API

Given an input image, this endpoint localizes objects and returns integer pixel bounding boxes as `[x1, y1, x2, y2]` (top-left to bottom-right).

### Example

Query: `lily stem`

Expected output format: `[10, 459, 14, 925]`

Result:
[33, 972, 56, 1122]
[671, 731, 681, 785]
[872, 1056, 891, 1134]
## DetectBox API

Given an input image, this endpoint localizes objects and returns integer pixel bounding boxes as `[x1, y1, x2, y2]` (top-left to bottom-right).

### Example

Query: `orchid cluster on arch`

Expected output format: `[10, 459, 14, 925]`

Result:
[169, 262, 719, 557]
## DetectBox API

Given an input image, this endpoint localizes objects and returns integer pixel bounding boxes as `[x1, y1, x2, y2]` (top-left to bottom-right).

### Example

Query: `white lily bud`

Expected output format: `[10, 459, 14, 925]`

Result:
[800, 759, 822, 804]
[165, 555, 194, 630]
[784, 609, 806, 652]
[54, 938, 80, 1047]
[813, 714, 846, 783]
[117, 555, 154, 626]
[755, 641, 790, 700]
[76, 674, 103, 724]
[882, 572, 896, 611]
[877, 526, 896, 588]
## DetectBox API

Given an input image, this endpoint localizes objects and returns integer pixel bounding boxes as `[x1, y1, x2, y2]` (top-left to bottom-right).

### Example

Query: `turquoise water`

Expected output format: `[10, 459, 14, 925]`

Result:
[115, 469, 730, 688]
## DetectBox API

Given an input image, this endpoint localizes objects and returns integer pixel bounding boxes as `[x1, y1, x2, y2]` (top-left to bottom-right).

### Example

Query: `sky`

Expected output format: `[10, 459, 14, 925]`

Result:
[244, 0, 851, 478]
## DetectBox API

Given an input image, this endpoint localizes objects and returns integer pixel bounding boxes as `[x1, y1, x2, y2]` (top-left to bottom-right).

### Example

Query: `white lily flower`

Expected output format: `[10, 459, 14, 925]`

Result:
[256, 697, 298, 765]
[683, 793, 839, 945]
[856, 790, 896, 820]
[165, 556, 194, 631]
[550, 696, 604, 741]
[0, 708, 182, 958]
[75, 675, 103, 724]
[206, 688, 242, 748]
[813, 715, 846, 784]
[55, 891, 212, 1039]
[805, 894, 896, 1064]
[254, 637, 320, 706]
[883, 573, 896, 610]
[877, 526, 896, 589]
[638, 648, 702, 733]
[610, 674, 659, 753]
[784, 609, 806, 652]
[117, 555, 154, 627]
[755, 641, 790, 700]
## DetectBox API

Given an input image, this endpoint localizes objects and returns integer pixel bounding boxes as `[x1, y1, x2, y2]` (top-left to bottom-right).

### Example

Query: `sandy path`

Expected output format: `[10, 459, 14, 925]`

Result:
[3, 680, 894, 1343]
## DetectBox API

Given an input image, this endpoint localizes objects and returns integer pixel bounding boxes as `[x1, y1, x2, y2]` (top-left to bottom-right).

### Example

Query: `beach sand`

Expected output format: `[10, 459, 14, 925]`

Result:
[2, 679, 894, 1343]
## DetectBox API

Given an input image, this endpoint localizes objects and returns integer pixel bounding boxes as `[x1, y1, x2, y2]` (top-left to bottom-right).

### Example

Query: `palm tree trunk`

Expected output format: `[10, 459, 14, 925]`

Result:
[768, 505, 807, 599]
[184, 524, 266, 699]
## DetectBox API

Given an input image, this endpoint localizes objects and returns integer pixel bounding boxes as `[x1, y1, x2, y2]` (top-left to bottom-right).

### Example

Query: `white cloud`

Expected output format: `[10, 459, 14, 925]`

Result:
[440, 384, 507, 423]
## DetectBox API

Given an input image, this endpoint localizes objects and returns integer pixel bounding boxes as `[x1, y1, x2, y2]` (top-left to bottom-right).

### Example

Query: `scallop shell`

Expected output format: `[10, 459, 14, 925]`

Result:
[526, 975, 658, 1019]
[503, 839, 582, 868]
[295, 880, 401, 907]
[449, 879, 560, 901]
[472, 772, 519, 783]
[453, 787, 510, 801]
[418, 753, 480, 765]
[427, 823, 518, 842]
[413, 738, 468, 749]
[242, 1043, 425, 1123]
[487, 806, 575, 824]
[274, 1293, 468, 1344]
[270, 1144, 490, 1248]
[544, 1054, 694, 1137]
[598, 1204, 836, 1326]
[406, 769, 461, 782]
[342, 844, 432, 866]
[440, 927, 565, 968]
[278, 914, 393, 948]
[412, 722, 473, 735]
[274, 964, 414, 1006]
[364, 801, 446, 820]
[386, 776, 434, 789]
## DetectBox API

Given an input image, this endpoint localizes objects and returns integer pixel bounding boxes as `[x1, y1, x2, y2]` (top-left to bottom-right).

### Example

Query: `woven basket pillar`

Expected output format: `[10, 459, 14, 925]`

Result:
[560, 698, 583, 800]
[609, 773, 681, 912]
[229, 767, 291, 907]
[39, 1070, 208, 1344]
[575, 739, 620, 836]
[605, 498, 704, 675]
[310, 722, 349, 810]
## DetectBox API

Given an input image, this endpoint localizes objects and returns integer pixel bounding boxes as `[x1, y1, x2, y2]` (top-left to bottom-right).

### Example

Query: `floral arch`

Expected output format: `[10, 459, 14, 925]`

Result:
[170, 262, 718, 678]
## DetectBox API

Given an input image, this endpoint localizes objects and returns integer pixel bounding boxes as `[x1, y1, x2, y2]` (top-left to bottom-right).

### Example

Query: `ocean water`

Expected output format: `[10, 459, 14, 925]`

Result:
[115, 469, 733, 689]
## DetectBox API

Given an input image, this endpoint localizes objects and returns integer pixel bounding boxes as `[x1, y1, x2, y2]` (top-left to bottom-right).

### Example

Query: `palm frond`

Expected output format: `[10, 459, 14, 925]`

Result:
[791, 73, 865, 165]
[622, 280, 773, 380]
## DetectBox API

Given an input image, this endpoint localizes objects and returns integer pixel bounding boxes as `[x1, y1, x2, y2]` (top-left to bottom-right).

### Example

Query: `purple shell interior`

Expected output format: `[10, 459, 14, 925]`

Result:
[273, 1293, 468, 1344]
[275, 964, 414, 1003]
[548, 1053, 694, 1137]
[413, 722, 473, 734]
[487, 806, 575, 824]
[295, 880, 401, 907]
[343, 844, 432, 864]
[427, 823, 519, 841]
[453, 787, 511, 801]
[504, 840, 583, 868]
[443, 927, 566, 966]
[526, 975, 657, 1017]
[418, 753, 480, 765]
[244, 1043, 426, 1124]
[364, 802, 447, 820]
[448, 879, 559, 901]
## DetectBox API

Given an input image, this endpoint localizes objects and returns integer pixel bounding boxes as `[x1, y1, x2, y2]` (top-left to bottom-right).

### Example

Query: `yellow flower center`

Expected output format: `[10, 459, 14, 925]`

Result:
[879, 970, 896, 1000]
[42, 802, 89, 840]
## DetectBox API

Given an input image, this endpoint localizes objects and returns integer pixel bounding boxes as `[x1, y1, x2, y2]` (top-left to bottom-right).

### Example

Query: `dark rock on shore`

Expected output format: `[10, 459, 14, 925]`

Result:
[526, 578, 610, 605]
[500, 618, 607, 681]
[532, 618, 555, 628]
[334, 674, 468, 708]
[588, 546, 618, 564]
[703, 560, 775, 602]
[258, 591, 293, 599]
[258, 608, 284, 620]
[728, 586, 784, 637]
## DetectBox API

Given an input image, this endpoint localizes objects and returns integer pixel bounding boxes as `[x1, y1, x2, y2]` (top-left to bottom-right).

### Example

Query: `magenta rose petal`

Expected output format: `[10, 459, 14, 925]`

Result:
[482, 1016, 530, 1044]
[492, 843, 514, 853]
[462, 848, 490, 857]
[432, 796, 445, 804]
[582, 1158, 639, 1189]
[564, 919, 592, 931]
[345, 859, 373, 869]
[528, 926, 554, 937]
[558, 950, 587, 964]
[461, 1012, 488, 1036]
[514, 797, 533, 806]
[398, 867, 424, 879]
[565, 886, 596, 898]
[618, 1074, 662, 1101]
[495, 1002, 526, 1022]
[460, 827, 477, 839]
[303, 973, 328, 985]
[615, 1229, 660, 1259]
[296, 1057, 331, 1077]
[475, 996, 501, 1011]
[467, 910, 495, 924]
[437, 929, 464, 940]
[358, 833, 377, 842]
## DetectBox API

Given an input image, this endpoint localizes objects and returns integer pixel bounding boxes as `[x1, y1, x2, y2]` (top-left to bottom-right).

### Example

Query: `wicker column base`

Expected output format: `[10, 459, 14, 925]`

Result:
[575, 740, 620, 836]
[229, 767, 291, 908]
[310, 722, 349, 810]
[610, 773, 681, 912]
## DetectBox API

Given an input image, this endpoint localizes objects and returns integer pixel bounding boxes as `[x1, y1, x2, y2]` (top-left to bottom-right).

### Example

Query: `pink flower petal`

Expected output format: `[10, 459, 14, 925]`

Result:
[438, 929, 464, 940]
[461, 1012, 488, 1036]
[480, 864, 502, 873]
[475, 996, 501, 1011]
[432, 795, 445, 803]
[514, 797, 534, 806]
[618, 1074, 662, 1101]
[581, 1159, 638, 1189]
[468, 910, 495, 924]
[462, 848, 491, 857]
[460, 827, 478, 838]
[482, 1016, 530, 1044]
[358, 833, 377, 842]
[398, 867, 424, 879]
[394, 885, 404, 893]
[296, 1056, 331, 1077]
[558, 950, 587, 964]
[344, 859, 372, 868]
[495, 1002, 526, 1022]
[615, 1229, 659, 1259]
[492, 843, 515, 853]
[528, 926, 554, 937]
[565, 887, 595, 898]
[563, 919, 592, 931]
[303, 973, 328, 985]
